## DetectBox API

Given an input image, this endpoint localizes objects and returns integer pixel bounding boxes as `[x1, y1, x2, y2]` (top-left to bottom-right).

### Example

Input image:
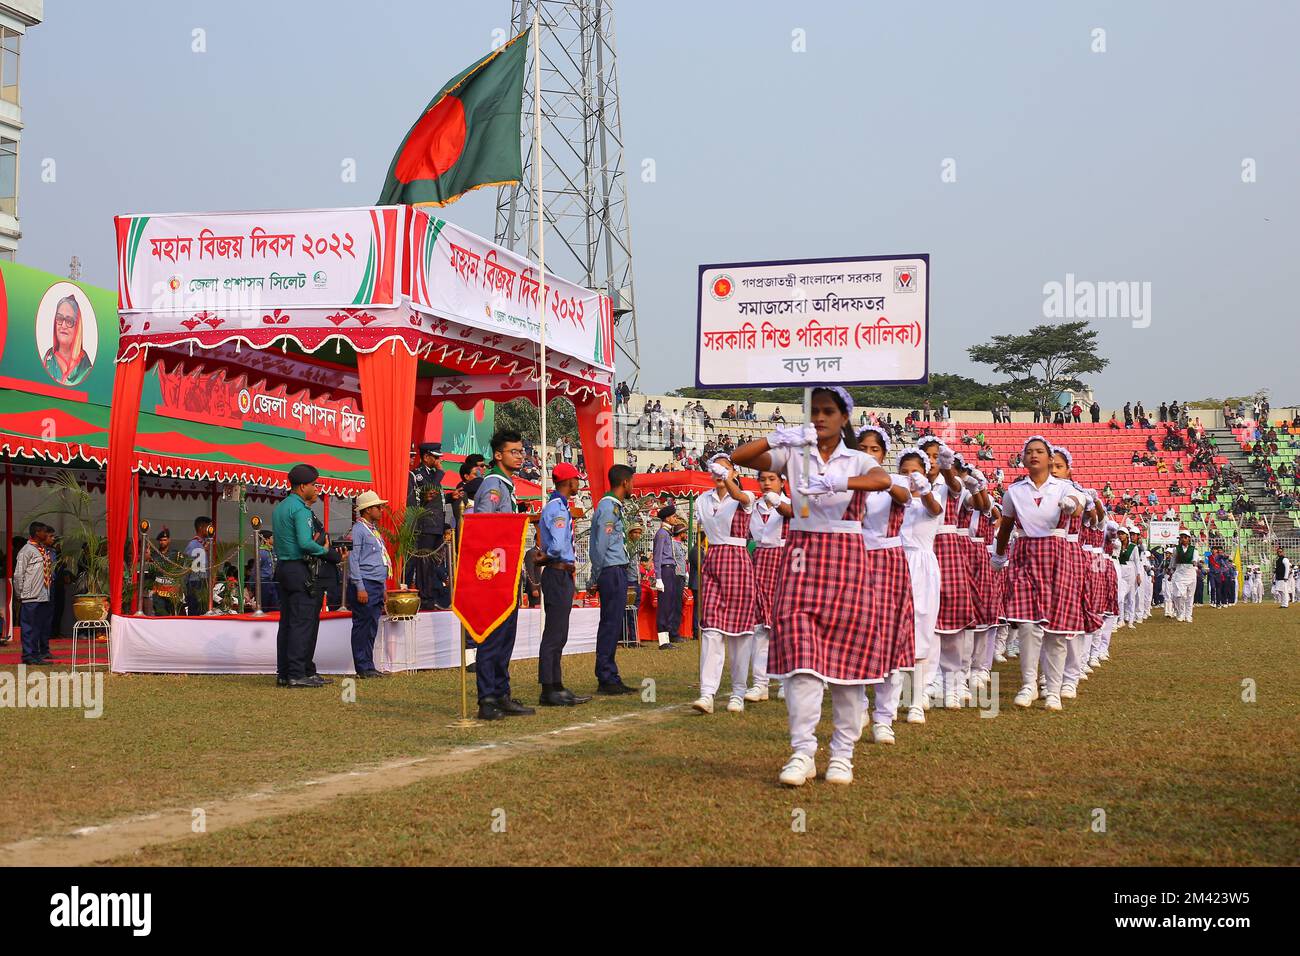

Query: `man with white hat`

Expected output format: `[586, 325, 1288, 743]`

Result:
[347, 490, 391, 678]
[1168, 529, 1198, 623]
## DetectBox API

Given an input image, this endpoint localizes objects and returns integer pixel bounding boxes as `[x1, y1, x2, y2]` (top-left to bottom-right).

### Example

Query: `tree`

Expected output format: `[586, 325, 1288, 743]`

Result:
[492, 397, 579, 443]
[967, 321, 1108, 409]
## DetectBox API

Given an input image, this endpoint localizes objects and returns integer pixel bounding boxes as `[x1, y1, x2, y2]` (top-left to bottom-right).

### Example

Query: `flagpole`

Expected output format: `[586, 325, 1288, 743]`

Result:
[534, 10, 548, 502]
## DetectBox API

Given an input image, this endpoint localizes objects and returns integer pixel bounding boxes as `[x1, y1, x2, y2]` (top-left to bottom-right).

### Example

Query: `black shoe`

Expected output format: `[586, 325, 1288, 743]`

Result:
[669, 636, 686, 643]
[496, 696, 536, 716]
[286, 677, 324, 688]
[466, 662, 477, 673]
[560, 687, 593, 704]
[358, 669, 384, 679]
[310, 674, 334, 685]
[477, 699, 505, 720]
[658, 642, 679, 650]
[275, 677, 289, 687]
[539, 688, 576, 706]
[597, 681, 638, 695]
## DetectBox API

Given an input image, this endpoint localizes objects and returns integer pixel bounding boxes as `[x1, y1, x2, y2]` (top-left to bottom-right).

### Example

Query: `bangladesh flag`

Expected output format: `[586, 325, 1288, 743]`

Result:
[378, 30, 530, 207]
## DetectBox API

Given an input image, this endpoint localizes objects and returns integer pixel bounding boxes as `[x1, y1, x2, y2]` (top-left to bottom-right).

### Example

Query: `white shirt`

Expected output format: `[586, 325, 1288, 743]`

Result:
[750, 494, 789, 548]
[1000, 474, 1077, 538]
[769, 442, 881, 533]
[695, 488, 755, 545]
[900, 485, 943, 551]
[861, 477, 907, 548]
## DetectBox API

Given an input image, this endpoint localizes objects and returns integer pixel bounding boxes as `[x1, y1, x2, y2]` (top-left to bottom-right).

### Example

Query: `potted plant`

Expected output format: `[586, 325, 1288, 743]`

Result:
[31, 471, 110, 621]
[377, 503, 428, 618]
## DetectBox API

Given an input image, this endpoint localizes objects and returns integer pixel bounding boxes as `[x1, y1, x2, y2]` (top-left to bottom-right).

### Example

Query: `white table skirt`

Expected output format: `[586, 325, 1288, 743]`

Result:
[109, 608, 601, 675]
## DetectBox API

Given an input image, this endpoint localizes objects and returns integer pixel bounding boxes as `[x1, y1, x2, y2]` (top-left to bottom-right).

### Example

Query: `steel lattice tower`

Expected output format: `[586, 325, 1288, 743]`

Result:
[494, 0, 641, 385]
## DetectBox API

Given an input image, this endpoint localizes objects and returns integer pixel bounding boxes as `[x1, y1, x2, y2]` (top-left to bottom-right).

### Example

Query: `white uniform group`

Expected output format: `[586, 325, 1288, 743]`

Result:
[697, 393, 1213, 787]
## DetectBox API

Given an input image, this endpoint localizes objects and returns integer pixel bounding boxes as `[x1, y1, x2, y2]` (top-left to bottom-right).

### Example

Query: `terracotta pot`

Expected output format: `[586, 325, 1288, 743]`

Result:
[74, 594, 110, 622]
[385, 589, 421, 619]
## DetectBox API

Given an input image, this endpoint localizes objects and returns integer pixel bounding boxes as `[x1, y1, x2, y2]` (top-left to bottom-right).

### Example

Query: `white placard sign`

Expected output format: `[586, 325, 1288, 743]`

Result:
[695, 254, 930, 388]
[1148, 520, 1182, 546]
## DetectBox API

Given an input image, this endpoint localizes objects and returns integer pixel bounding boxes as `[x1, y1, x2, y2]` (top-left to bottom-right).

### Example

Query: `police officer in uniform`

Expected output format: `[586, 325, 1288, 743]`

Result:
[272, 464, 342, 687]
[472, 429, 536, 720]
[536, 462, 593, 706]
[407, 442, 449, 609]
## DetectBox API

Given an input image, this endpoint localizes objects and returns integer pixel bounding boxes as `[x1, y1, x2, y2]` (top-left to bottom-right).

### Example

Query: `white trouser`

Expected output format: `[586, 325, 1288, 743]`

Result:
[786, 673, 865, 761]
[751, 624, 771, 687]
[873, 670, 904, 726]
[971, 627, 994, 675]
[1170, 566, 1196, 620]
[1063, 634, 1086, 687]
[1275, 583, 1291, 608]
[1120, 569, 1140, 623]
[939, 629, 974, 693]
[1017, 623, 1068, 696]
[699, 628, 754, 698]
[994, 625, 1008, 657]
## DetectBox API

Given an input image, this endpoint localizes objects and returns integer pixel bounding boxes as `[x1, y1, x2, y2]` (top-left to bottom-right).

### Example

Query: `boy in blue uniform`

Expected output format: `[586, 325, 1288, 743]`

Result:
[588, 464, 639, 695]
[472, 429, 536, 720]
[536, 462, 594, 706]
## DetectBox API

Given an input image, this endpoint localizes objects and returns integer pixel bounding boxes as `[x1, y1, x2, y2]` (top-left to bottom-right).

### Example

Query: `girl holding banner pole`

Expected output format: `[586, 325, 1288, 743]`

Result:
[731, 387, 891, 787]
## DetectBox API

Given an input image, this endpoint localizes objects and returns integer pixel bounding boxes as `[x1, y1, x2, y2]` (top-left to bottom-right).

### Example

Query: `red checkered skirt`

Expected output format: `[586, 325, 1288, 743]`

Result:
[864, 546, 916, 673]
[1079, 546, 1105, 633]
[1002, 535, 1084, 634]
[770, 530, 888, 684]
[968, 539, 998, 629]
[752, 546, 783, 628]
[934, 535, 976, 633]
[700, 543, 755, 635]
[1101, 556, 1120, 616]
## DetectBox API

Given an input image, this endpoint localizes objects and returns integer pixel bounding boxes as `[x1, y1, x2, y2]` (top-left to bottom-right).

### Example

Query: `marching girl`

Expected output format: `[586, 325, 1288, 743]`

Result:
[1081, 497, 1116, 670]
[747, 468, 793, 703]
[986, 500, 1012, 665]
[1093, 519, 1122, 663]
[855, 425, 918, 745]
[954, 457, 996, 698]
[1049, 446, 1102, 701]
[1116, 525, 1143, 629]
[731, 386, 894, 787]
[691, 453, 757, 716]
[992, 436, 1087, 712]
[1244, 563, 1263, 604]
[920, 438, 978, 710]
[893, 447, 943, 726]
[1168, 529, 1199, 622]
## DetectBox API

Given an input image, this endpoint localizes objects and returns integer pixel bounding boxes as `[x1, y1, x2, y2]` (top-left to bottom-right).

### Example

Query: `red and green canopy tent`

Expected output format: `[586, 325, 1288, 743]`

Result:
[107, 205, 615, 614]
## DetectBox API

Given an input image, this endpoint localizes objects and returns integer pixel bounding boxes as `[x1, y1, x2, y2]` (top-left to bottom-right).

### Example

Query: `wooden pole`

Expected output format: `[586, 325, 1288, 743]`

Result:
[800, 388, 812, 518]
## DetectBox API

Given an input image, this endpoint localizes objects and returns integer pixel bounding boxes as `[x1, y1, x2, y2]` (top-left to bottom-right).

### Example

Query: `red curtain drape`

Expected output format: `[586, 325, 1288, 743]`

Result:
[356, 344, 418, 528]
[575, 390, 614, 502]
[107, 353, 147, 616]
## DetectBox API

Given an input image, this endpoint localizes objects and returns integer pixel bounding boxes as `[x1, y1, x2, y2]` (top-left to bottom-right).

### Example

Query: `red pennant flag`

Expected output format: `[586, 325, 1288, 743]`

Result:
[451, 513, 531, 643]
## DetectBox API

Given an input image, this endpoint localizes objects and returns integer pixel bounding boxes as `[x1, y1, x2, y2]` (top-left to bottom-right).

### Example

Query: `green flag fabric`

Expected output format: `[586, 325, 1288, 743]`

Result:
[378, 29, 529, 207]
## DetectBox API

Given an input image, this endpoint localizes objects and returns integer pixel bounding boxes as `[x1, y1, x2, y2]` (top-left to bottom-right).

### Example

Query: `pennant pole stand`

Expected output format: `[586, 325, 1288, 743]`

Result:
[447, 528, 478, 728]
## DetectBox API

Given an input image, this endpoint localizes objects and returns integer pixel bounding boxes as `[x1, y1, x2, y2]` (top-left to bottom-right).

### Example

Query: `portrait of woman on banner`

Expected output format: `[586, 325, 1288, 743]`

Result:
[37, 284, 97, 387]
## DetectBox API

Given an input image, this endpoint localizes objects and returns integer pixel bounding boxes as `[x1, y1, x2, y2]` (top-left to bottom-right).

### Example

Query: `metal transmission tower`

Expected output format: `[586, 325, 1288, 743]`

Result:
[494, 0, 641, 385]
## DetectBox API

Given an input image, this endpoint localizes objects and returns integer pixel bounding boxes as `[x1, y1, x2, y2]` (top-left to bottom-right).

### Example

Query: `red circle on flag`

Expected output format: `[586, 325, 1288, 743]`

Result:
[395, 95, 468, 184]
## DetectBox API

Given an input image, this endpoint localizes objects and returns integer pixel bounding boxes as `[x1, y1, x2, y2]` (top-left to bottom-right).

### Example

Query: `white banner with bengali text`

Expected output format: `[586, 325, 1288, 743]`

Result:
[695, 254, 930, 388]
[1148, 520, 1182, 546]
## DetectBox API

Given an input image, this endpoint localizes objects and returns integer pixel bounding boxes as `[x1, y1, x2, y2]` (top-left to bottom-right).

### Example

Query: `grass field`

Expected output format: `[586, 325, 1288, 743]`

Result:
[2, 605, 1297, 866]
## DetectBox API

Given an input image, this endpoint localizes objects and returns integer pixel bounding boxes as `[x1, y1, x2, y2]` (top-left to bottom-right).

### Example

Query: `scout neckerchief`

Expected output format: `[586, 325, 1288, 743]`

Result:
[361, 516, 392, 574]
[1119, 542, 1136, 564]
[34, 542, 53, 588]
[484, 464, 517, 510]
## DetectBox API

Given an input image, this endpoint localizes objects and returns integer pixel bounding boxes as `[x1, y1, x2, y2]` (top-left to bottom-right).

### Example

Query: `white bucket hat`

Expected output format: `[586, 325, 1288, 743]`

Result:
[356, 490, 389, 512]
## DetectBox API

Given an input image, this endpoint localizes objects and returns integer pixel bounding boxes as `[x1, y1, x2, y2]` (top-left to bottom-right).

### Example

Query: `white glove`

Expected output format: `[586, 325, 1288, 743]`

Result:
[1059, 493, 1080, 515]
[962, 474, 980, 493]
[762, 490, 783, 507]
[708, 461, 730, 479]
[937, 448, 955, 470]
[970, 467, 987, 485]
[908, 472, 932, 496]
[767, 423, 817, 448]
[654, 578, 665, 592]
[798, 472, 846, 497]
[990, 552, 1009, 570]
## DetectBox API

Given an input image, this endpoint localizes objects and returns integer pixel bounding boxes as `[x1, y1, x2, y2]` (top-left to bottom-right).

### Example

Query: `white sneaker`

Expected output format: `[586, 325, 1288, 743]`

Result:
[1014, 685, 1037, 708]
[969, 673, 986, 696]
[1082, 662, 1094, 675]
[1060, 683, 1077, 699]
[778, 752, 816, 787]
[1100, 652, 1110, 661]
[691, 695, 714, 715]
[825, 756, 854, 785]
[1087, 656, 1101, 668]
[994, 652, 1008, 663]
[944, 689, 962, 710]
[1044, 694, 1063, 711]
[1127, 622, 1136, 630]
[1078, 669, 1089, 681]
[777, 683, 786, 700]
[743, 684, 769, 702]
[906, 705, 926, 724]
[871, 723, 896, 745]
[727, 695, 745, 713]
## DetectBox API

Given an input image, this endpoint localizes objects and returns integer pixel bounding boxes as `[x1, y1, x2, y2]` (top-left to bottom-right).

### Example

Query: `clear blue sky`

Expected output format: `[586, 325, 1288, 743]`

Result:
[18, 0, 1299, 408]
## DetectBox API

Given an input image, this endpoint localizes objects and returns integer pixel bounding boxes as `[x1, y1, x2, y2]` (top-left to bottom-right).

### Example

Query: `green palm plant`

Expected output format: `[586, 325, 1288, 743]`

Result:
[376, 504, 429, 588]
[29, 471, 109, 595]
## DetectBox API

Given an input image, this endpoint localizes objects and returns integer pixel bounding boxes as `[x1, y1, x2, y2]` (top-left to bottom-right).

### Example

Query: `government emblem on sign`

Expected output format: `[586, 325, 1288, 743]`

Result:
[313, 270, 327, 289]
[894, 266, 917, 292]
[710, 275, 734, 301]
[237, 389, 252, 415]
